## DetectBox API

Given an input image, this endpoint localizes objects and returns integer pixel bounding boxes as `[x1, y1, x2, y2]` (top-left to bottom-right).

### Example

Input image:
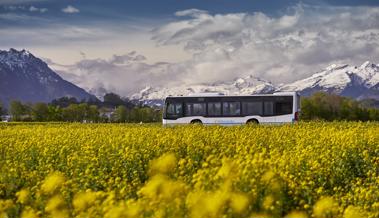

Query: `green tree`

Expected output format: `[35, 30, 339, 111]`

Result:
[87, 105, 100, 122]
[368, 108, 379, 121]
[9, 100, 27, 121]
[31, 102, 49, 121]
[47, 105, 63, 121]
[51, 97, 78, 108]
[300, 92, 379, 121]
[103, 93, 124, 108]
[62, 104, 84, 122]
[113, 105, 128, 122]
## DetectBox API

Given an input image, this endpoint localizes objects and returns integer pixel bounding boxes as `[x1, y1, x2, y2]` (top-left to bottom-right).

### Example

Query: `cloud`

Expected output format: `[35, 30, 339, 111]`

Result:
[49, 5, 379, 97]
[2, 5, 47, 13]
[150, 5, 379, 85]
[3, 5, 25, 10]
[110, 52, 147, 64]
[174, 9, 208, 17]
[29, 6, 47, 13]
[16, 4, 379, 98]
[0, 0, 46, 5]
[0, 12, 45, 21]
[52, 52, 170, 97]
[62, 5, 79, 14]
[0, 25, 107, 45]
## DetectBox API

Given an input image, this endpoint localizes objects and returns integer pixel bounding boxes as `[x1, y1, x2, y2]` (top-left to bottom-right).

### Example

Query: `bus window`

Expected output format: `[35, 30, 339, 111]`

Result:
[185, 103, 206, 116]
[166, 103, 183, 118]
[175, 104, 183, 115]
[207, 102, 221, 116]
[167, 103, 175, 115]
[264, 102, 274, 116]
[223, 102, 241, 116]
[275, 102, 292, 115]
[242, 101, 263, 115]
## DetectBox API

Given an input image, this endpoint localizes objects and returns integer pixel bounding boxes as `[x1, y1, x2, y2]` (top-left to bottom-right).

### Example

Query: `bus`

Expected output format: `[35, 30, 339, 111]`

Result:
[162, 92, 300, 125]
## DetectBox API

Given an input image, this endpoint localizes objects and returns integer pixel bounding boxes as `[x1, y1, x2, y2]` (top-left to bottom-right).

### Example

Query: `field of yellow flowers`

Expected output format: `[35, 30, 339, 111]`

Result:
[0, 122, 378, 218]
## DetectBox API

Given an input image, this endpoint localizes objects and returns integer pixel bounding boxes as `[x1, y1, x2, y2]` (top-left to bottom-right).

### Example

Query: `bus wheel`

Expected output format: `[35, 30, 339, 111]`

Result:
[246, 119, 259, 125]
[191, 120, 203, 125]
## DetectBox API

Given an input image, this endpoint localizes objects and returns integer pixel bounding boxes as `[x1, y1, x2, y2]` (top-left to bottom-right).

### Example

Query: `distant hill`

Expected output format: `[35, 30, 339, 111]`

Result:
[0, 49, 97, 108]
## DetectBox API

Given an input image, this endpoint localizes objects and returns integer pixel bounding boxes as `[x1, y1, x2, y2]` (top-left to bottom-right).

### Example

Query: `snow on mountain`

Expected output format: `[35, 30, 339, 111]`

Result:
[0, 48, 97, 107]
[0, 48, 32, 67]
[132, 61, 379, 106]
[131, 75, 275, 106]
[279, 61, 379, 99]
[2, 48, 377, 108]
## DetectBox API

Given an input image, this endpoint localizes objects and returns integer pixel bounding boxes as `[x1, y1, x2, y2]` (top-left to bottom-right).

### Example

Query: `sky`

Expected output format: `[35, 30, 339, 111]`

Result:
[1, 0, 379, 97]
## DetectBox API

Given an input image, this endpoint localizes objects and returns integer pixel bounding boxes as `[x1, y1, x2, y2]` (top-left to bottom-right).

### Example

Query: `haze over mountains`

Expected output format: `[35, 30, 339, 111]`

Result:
[0, 49, 96, 107]
[0, 49, 378, 107]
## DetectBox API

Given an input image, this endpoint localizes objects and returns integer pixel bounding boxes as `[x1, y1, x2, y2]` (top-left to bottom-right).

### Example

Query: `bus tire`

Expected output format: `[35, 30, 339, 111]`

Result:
[190, 119, 203, 125]
[246, 119, 259, 125]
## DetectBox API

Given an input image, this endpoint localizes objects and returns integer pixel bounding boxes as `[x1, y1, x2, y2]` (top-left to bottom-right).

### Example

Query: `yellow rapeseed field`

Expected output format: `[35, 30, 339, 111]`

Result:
[0, 122, 378, 218]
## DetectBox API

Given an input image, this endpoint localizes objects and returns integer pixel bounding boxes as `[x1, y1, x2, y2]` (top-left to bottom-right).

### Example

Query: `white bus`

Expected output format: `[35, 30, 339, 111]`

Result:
[162, 92, 300, 125]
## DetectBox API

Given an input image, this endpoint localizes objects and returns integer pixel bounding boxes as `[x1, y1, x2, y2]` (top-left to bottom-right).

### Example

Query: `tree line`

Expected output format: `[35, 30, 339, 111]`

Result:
[0, 93, 162, 123]
[300, 92, 379, 121]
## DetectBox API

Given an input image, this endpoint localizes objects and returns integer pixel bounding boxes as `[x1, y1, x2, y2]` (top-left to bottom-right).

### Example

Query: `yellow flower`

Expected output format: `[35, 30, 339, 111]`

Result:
[149, 153, 177, 175]
[21, 208, 39, 218]
[313, 196, 337, 218]
[73, 190, 97, 211]
[230, 193, 249, 213]
[45, 195, 65, 212]
[16, 189, 29, 204]
[343, 206, 365, 218]
[262, 195, 275, 210]
[285, 211, 308, 218]
[41, 172, 65, 194]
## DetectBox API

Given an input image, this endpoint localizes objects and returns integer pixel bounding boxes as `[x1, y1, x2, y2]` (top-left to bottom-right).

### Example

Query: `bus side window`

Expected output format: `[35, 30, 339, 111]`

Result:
[242, 102, 263, 115]
[207, 102, 221, 116]
[264, 102, 274, 116]
[223, 102, 241, 116]
[275, 102, 292, 115]
[175, 103, 183, 115]
[185, 103, 206, 116]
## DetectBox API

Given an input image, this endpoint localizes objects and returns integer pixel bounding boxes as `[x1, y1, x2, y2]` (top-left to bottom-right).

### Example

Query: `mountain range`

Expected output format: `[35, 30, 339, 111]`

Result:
[0, 48, 378, 108]
[0, 49, 96, 108]
[132, 61, 379, 106]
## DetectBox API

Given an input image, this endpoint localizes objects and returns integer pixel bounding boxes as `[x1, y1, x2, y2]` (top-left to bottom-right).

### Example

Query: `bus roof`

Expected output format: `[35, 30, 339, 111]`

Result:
[165, 91, 298, 98]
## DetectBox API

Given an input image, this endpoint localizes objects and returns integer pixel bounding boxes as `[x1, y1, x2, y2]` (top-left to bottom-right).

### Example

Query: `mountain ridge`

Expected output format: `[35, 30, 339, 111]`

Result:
[0, 49, 97, 108]
[279, 61, 379, 99]
[131, 61, 379, 106]
[1, 48, 378, 108]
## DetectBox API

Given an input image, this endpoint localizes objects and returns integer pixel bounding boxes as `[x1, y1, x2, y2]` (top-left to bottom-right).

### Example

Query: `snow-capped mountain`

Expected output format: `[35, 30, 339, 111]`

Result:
[131, 75, 275, 106]
[0, 49, 97, 107]
[279, 61, 379, 100]
[2, 49, 377, 108]
[132, 61, 379, 106]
